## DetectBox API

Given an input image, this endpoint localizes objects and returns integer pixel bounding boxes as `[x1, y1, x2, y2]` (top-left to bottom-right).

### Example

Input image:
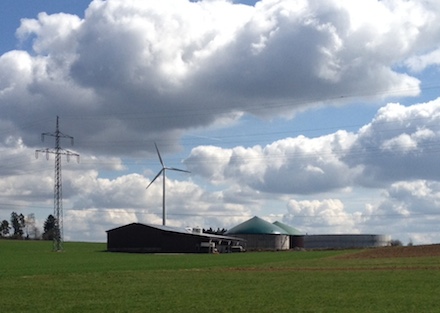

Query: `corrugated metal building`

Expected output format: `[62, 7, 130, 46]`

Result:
[225, 216, 290, 251]
[303, 234, 391, 249]
[107, 223, 245, 253]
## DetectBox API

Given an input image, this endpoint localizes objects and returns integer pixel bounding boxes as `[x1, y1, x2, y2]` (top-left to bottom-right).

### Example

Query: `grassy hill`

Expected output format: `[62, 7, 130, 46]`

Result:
[1, 240, 439, 312]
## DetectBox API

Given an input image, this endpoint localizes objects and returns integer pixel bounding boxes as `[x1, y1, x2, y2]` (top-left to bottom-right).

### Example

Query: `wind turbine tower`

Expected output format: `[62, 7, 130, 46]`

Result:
[36, 116, 80, 251]
[146, 143, 190, 226]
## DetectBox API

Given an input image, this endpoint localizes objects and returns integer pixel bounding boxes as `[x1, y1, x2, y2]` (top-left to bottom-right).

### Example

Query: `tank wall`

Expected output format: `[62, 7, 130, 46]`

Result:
[237, 234, 289, 251]
[304, 234, 391, 249]
[290, 236, 304, 249]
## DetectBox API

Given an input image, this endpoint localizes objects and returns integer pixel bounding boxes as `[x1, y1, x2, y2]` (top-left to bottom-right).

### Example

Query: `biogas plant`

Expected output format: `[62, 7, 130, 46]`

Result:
[107, 216, 390, 254]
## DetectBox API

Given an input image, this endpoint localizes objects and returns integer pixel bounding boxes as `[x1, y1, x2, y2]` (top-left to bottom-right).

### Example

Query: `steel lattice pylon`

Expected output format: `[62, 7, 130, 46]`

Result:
[36, 116, 79, 251]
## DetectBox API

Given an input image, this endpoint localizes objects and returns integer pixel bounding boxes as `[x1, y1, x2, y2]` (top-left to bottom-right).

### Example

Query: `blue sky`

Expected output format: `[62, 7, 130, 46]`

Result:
[1, 0, 440, 244]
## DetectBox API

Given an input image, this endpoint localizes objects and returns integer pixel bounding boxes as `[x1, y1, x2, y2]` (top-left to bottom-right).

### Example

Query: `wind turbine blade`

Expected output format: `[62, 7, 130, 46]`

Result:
[167, 167, 191, 173]
[146, 169, 164, 189]
[154, 142, 164, 168]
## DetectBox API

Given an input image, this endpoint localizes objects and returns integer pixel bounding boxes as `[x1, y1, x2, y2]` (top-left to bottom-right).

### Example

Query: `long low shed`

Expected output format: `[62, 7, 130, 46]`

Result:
[303, 234, 391, 249]
[107, 223, 245, 253]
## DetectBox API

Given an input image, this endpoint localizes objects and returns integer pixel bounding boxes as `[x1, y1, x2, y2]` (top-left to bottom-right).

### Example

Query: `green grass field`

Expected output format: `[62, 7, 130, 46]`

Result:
[1, 240, 439, 313]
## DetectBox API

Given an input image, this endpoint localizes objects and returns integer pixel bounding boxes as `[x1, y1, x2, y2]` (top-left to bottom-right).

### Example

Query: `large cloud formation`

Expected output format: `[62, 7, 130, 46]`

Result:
[185, 99, 440, 194]
[2, 0, 440, 244]
[2, 0, 436, 155]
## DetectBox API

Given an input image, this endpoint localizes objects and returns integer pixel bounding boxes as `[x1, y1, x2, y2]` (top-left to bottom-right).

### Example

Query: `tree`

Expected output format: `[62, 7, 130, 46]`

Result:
[10, 212, 25, 239]
[390, 239, 403, 246]
[43, 215, 56, 241]
[25, 213, 40, 240]
[0, 220, 10, 237]
[203, 227, 227, 235]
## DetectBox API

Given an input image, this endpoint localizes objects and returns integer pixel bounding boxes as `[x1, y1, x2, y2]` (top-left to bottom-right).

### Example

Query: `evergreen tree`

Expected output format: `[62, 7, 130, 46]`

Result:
[0, 220, 10, 237]
[43, 215, 56, 241]
[10, 212, 25, 239]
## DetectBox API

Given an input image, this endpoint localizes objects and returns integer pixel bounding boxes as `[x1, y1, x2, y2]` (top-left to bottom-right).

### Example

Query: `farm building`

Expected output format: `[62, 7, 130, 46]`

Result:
[303, 234, 391, 249]
[106, 223, 245, 253]
[225, 217, 390, 250]
[272, 221, 304, 249]
[225, 216, 290, 251]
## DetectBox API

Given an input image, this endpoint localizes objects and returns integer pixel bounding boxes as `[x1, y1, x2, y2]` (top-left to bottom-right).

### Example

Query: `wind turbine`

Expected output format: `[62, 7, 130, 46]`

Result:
[146, 143, 190, 226]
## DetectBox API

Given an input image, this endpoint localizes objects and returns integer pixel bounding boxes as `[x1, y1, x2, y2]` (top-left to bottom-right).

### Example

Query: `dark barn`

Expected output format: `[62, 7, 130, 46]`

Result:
[107, 223, 244, 253]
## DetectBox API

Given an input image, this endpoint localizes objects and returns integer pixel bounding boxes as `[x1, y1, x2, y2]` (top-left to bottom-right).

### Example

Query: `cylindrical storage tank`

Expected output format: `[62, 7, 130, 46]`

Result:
[225, 216, 290, 251]
[374, 235, 391, 247]
[304, 234, 391, 249]
[273, 221, 304, 249]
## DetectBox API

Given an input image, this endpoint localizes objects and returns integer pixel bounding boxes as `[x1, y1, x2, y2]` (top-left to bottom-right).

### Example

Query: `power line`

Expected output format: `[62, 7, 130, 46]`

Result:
[35, 116, 80, 252]
[3, 205, 438, 219]
[58, 83, 440, 122]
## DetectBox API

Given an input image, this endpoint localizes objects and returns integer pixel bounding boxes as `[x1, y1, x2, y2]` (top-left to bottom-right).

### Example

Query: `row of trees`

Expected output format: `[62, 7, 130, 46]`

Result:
[203, 227, 227, 235]
[0, 212, 57, 240]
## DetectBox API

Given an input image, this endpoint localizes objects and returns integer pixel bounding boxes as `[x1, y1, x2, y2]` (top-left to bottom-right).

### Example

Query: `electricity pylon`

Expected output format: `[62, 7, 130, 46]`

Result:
[36, 116, 79, 251]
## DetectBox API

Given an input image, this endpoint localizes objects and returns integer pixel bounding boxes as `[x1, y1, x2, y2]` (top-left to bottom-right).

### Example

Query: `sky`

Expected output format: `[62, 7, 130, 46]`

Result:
[1, 0, 440, 244]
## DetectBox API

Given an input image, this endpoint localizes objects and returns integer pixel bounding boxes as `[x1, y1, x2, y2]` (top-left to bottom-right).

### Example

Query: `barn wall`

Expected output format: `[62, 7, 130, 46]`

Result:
[107, 226, 206, 253]
[159, 231, 207, 253]
[107, 224, 162, 252]
[107, 224, 244, 253]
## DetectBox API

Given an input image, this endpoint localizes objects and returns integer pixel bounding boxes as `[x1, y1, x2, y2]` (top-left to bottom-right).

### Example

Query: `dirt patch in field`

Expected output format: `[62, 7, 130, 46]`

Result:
[220, 265, 440, 272]
[336, 244, 440, 259]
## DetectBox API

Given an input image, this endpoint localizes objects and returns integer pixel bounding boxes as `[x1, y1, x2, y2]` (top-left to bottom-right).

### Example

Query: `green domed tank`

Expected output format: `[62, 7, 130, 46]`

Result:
[226, 216, 288, 235]
[225, 216, 290, 251]
[273, 221, 302, 235]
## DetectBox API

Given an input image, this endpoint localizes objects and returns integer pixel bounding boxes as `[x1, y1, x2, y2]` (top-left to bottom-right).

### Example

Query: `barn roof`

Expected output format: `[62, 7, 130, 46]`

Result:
[107, 223, 242, 241]
[225, 216, 288, 235]
[273, 221, 303, 235]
